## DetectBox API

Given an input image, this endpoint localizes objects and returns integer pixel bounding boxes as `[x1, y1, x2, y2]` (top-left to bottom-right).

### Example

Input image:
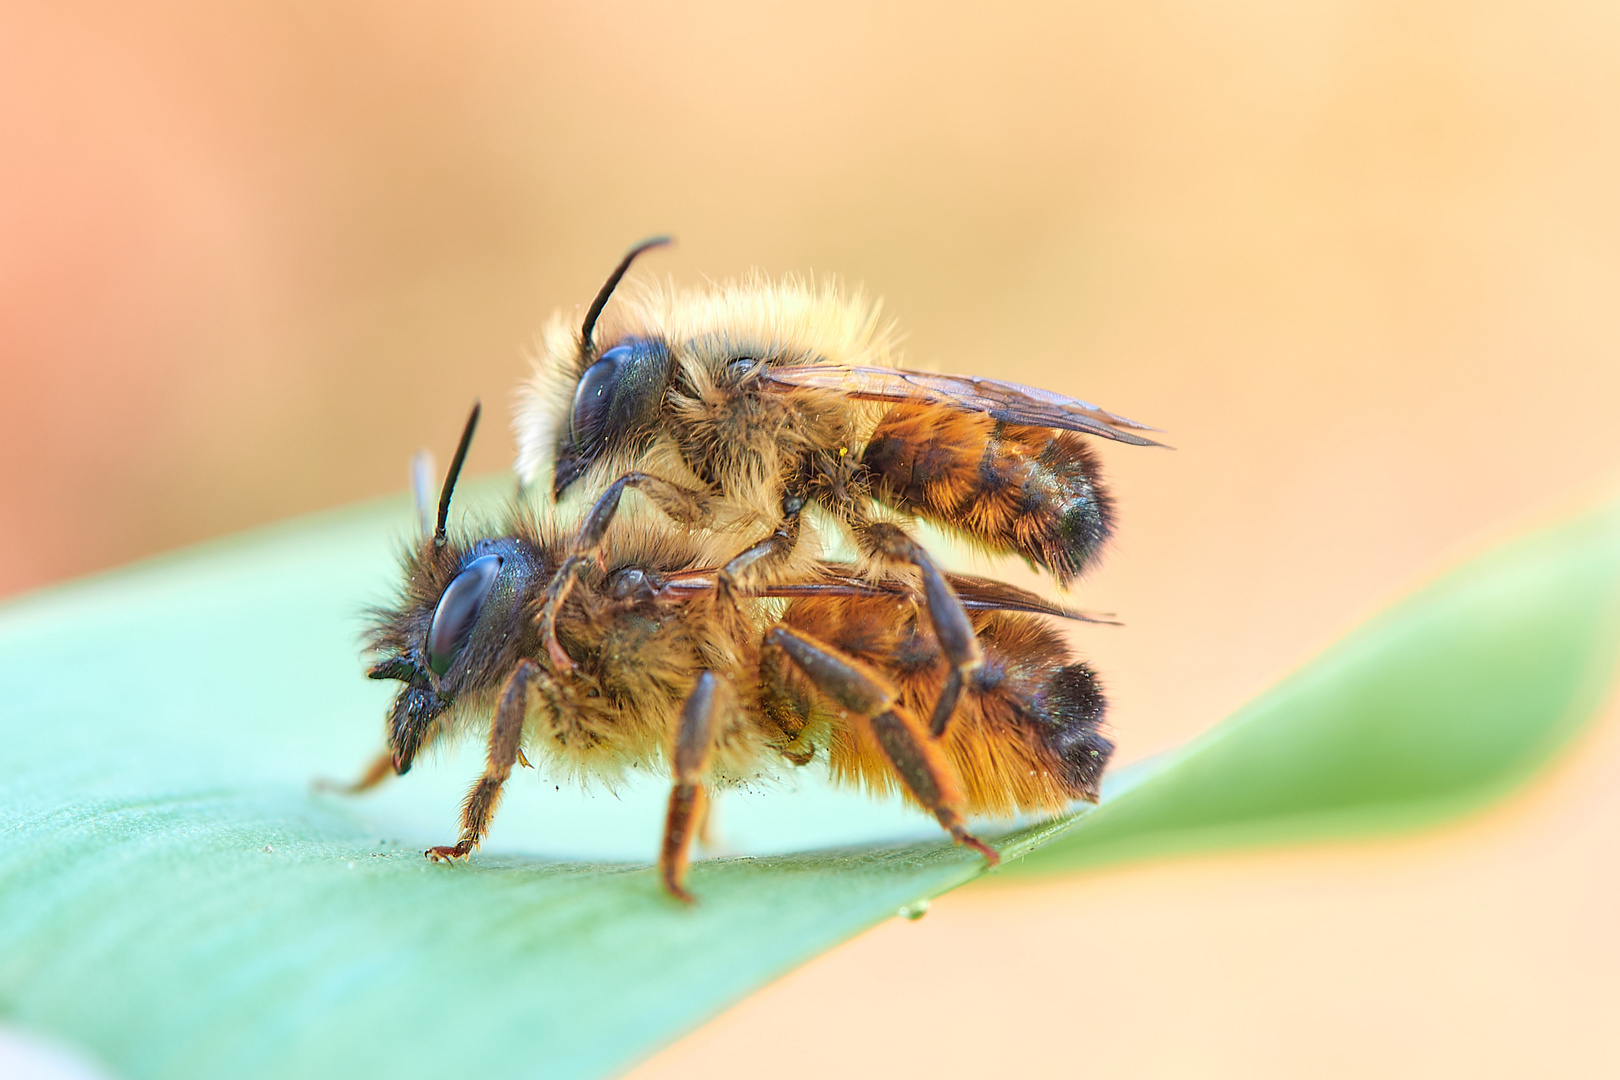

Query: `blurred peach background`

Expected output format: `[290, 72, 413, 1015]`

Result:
[5, 1, 1620, 1076]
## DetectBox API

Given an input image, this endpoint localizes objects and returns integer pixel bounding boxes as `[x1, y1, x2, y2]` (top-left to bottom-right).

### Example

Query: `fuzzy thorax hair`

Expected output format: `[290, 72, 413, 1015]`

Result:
[514, 274, 899, 496]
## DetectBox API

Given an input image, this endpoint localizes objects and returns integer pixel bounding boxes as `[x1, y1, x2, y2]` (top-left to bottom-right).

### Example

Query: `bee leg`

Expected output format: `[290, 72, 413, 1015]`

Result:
[426, 659, 538, 863]
[714, 493, 805, 605]
[758, 643, 815, 763]
[852, 520, 984, 739]
[764, 626, 998, 868]
[661, 671, 721, 903]
[313, 749, 395, 795]
[538, 471, 712, 670]
[693, 795, 717, 850]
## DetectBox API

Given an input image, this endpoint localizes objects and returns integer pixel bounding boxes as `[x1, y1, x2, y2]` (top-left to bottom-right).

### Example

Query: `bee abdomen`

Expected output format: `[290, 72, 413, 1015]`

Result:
[1035, 663, 1111, 801]
[939, 652, 1112, 816]
[862, 404, 1115, 584]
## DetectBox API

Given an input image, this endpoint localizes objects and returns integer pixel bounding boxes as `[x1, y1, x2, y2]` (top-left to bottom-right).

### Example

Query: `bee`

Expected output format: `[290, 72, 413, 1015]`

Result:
[516, 238, 1163, 743]
[352, 406, 1114, 901]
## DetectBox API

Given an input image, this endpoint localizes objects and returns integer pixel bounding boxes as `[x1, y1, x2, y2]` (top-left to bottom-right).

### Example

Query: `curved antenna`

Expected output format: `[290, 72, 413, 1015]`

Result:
[434, 401, 480, 546]
[579, 235, 672, 357]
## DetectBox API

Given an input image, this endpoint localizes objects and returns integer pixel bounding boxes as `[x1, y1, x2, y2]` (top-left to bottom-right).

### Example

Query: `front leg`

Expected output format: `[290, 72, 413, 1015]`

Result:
[538, 471, 712, 670]
[851, 519, 984, 739]
[713, 491, 806, 607]
[426, 659, 538, 862]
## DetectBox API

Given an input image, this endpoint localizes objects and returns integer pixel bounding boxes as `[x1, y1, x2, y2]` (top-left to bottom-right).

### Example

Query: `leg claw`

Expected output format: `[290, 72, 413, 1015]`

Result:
[953, 828, 1001, 868]
[425, 841, 473, 863]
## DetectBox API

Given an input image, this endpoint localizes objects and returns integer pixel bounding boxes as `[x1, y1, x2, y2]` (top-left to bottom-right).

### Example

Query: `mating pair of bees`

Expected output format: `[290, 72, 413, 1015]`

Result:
[348, 238, 1163, 901]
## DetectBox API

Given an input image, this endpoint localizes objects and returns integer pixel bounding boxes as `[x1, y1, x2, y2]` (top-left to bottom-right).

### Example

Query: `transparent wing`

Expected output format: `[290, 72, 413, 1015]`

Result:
[658, 567, 1118, 624]
[942, 572, 1119, 623]
[761, 364, 1166, 447]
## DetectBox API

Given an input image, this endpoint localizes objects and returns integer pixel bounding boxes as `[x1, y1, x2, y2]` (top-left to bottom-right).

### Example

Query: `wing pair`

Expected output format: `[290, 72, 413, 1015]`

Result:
[659, 567, 1117, 625]
[763, 365, 1167, 448]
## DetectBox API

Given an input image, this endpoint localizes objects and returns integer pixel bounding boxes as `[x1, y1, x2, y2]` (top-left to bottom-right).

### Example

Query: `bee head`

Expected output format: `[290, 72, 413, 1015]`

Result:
[365, 405, 547, 773]
[554, 236, 674, 497]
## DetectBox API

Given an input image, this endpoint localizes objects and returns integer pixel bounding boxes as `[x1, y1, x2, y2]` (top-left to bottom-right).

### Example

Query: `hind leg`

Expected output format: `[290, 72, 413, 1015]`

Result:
[764, 625, 997, 866]
[849, 518, 984, 741]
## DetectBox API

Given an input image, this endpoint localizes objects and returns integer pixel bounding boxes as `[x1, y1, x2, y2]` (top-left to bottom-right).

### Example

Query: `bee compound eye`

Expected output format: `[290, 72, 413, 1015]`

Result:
[426, 554, 503, 676]
[570, 351, 625, 452]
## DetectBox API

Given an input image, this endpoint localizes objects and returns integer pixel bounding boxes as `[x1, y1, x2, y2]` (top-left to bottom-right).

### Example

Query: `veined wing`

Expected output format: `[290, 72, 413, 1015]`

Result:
[761, 364, 1167, 447]
[658, 567, 1118, 624]
[943, 572, 1119, 623]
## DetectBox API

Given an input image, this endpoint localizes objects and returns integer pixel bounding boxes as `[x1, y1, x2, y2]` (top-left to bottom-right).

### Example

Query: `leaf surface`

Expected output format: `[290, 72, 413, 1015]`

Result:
[2, 492, 1617, 1080]
[1010, 495, 1620, 875]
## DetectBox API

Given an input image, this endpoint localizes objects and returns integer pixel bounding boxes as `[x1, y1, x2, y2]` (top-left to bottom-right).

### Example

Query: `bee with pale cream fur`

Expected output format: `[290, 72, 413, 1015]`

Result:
[515, 238, 1162, 741]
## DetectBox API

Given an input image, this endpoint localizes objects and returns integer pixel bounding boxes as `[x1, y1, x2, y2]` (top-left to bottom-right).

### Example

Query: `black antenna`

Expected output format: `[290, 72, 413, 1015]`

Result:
[435, 401, 480, 546]
[580, 235, 672, 356]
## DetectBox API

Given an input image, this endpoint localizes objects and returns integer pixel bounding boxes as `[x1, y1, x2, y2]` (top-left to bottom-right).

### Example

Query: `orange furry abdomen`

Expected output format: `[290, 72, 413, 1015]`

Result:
[774, 596, 1111, 818]
[861, 404, 1116, 584]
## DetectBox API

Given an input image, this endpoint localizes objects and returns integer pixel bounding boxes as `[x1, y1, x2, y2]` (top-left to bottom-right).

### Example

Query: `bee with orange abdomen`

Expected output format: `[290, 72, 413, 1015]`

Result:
[516, 238, 1163, 742]
[351, 407, 1114, 901]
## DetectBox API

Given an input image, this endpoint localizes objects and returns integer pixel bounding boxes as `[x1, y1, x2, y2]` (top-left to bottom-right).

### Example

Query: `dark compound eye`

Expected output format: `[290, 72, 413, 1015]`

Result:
[555, 338, 673, 498]
[426, 554, 502, 676]
[570, 349, 627, 453]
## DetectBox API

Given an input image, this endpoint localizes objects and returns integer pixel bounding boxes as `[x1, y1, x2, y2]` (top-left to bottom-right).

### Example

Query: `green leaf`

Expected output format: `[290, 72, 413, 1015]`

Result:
[1, 491, 1617, 1080]
[1009, 494, 1620, 876]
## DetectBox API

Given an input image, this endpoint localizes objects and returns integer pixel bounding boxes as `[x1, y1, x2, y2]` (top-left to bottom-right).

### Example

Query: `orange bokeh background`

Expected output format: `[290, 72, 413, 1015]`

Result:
[5, 2, 1619, 1076]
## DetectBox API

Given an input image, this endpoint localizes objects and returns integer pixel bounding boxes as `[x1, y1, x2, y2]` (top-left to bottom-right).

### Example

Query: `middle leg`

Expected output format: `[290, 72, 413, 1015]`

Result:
[660, 670, 723, 903]
[764, 625, 997, 866]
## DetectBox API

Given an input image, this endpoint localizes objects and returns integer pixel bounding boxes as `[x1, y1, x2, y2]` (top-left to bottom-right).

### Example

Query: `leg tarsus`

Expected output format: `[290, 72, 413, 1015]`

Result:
[429, 659, 537, 860]
[538, 559, 587, 672]
[541, 594, 578, 670]
[425, 840, 474, 862]
[941, 815, 1000, 867]
[714, 500, 804, 606]
[660, 786, 707, 904]
[660, 671, 722, 902]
